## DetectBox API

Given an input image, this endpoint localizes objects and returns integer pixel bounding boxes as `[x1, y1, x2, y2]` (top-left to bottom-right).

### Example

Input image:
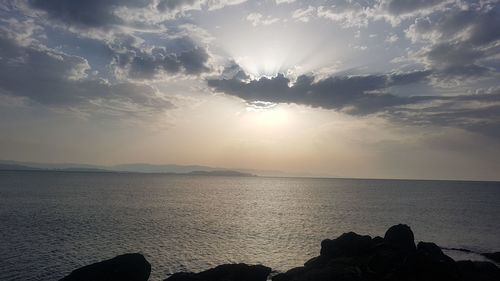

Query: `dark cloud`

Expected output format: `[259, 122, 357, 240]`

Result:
[0, 32, 173, 113]
[112, 37, 210, 79]
[28, 0, 150, 28]
[383, 0, 447, 15]
[409, 7, 500, 79]
[385, 93, 500, 138]
[208, 69, 432, 114]
[208, 67, 500, 137]
[424, 41, 491, 78]
[432, 8, 500, 46]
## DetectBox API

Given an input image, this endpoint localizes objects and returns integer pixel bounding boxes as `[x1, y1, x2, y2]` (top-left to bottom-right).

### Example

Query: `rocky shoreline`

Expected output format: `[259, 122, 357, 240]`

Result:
[60, 224, 499, 281]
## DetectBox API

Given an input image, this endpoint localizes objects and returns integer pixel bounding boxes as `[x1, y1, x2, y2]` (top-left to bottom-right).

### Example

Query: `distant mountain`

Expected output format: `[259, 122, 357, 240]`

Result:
[55, 167, 112, 173]
[109, 163, 224, 174]
[0, 160, 104, 171]
[0, 160, 324, 178]
[0, 163, 41, 171]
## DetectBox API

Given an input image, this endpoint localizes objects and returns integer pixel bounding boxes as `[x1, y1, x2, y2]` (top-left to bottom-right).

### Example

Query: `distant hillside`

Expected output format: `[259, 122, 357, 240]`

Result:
[109, 163, 223, 174]
[0, 160, 322, 177]
[55, 167, 112, 173]
[0, 163, 41, 171]
[0, 160, 104, 171]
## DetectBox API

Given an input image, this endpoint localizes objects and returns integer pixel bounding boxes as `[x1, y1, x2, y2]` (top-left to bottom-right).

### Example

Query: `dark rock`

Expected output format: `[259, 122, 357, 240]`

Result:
[272, 266, 307, 281]
[417, 242, 455, 264]
[384, 224, 416, 252]
[273, 261, 363, 281]
[415, 242, 459, 280]
[456, 260, 500, 281]
[164, 263, 271, 281]
[482, 252, 500, 263]
[366, 244, 413, 278]
[441, 247, 473, 253]
[320, 232, 373, 258]
[303, 255, 329, 268]
[274, 224, 500, 281]
[59, 253, 151, 281]
[372, 236, 384, 245]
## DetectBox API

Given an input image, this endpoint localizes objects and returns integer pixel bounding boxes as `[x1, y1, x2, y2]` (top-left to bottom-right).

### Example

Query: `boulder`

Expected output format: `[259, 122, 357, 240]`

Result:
[274, 224, 500, 281]
[384, 224, 416, 252]
[164, 263, 271, 281]
[320, 232, 373, 258]
[59, 253, 151, 281]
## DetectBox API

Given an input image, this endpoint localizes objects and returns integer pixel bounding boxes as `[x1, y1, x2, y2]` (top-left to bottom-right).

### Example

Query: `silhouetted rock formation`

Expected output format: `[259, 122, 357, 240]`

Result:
[59, 253, 151, 281]
[273, 224, 500, 281]
[60, 225, 500, 281]
[164, 263, 271, 281]
[482, 252, 500, 263]
[384, 224, 416, 252]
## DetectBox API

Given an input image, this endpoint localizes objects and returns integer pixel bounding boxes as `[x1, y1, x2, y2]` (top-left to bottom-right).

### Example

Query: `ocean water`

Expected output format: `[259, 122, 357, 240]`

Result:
[0, 171, 499, 281]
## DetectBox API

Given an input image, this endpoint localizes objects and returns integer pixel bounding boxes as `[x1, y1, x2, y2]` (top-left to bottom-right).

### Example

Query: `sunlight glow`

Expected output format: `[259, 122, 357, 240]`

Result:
[236, 54, 284, 78]
[243, 104, 290, 128]
[215, 22, 333, 78]
[246, 101, 277, 111]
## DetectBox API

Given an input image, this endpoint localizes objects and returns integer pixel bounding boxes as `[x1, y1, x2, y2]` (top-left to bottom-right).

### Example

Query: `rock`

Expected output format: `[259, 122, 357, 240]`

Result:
[482, 252, 500, 263]
[320, 232, 373, 258]
[164, 263, 271, 281]
[417, 242, 455, 264]
[384, 224, 416, 252]
[303, 255, 329, 268]
[272, 266, 307, 281]
[372, 236, 384, 245]
[274, 224, 500, 281]
[414, 242, 459, 280]
[273, 261, 363, 281]
[59, 253, 151, 281]
[456, 260, 500, 281]
[59, 225, 499, 281]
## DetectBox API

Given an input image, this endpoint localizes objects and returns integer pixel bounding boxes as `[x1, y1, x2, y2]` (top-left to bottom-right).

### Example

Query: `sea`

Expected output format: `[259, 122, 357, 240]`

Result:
[1, 171, 499, 281]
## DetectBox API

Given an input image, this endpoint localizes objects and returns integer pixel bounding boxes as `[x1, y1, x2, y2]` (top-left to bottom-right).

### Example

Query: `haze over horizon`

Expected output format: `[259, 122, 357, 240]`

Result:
[1, 0, 500, 181]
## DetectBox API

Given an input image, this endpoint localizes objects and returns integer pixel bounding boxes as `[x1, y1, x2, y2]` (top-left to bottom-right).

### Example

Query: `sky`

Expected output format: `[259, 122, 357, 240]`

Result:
[0, 0, 500, 180]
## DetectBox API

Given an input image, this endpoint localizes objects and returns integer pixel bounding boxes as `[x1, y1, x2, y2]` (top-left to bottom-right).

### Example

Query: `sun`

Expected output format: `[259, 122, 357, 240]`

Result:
[244, 102, 290, 128]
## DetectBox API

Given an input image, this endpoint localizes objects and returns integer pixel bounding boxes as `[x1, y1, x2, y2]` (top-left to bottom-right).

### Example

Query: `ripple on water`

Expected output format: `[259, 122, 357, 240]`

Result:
[1, 172, 499, 281]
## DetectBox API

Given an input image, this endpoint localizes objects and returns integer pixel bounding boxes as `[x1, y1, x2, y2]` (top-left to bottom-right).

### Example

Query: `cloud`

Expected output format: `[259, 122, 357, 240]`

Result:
[317, 3, 372, 28]
[208, 67, 500, 137]
[0, 30, 173, 115]
[380, 0, 448, 15]
[246, 13, 280, 26]
[27, 0, 248, 30]
[111, 37, 210, 80]
[275, 0, 295, 4]
[157, 0, 247, 13]
[292, 6, 316, 22]
[28, 0, 150, 28]
[208, 68, 432, 114]
[406, 8, 500, 45]
[385, 92, 500, 138]
[315, 0, 454, 27]
[156, 0, 200, 12]
[406, 6, 500, 81]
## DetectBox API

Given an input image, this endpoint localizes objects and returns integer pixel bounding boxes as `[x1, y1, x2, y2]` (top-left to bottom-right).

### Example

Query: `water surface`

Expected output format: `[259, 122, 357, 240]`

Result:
[1, 171, 499, 280]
